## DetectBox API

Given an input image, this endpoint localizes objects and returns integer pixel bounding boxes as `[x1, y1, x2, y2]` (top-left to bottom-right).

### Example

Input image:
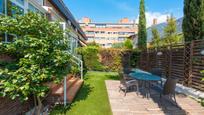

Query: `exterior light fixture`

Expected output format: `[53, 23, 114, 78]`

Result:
[157, 52, 163, 56]
[201, 50, 204, 56]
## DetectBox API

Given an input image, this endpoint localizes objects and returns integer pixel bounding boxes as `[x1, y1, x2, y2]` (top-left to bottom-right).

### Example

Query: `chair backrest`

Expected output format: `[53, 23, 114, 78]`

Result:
[150, 68, 162, 77]
[123, 68, 131, 74]
[163, 78, 178, 95]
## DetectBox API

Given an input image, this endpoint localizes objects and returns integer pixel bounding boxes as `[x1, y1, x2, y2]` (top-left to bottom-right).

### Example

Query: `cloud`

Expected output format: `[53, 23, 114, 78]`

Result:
[136, 12, 170, 27]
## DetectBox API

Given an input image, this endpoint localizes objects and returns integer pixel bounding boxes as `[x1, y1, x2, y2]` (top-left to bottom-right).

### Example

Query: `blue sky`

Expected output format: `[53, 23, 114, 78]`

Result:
[64, 0, 184, 25]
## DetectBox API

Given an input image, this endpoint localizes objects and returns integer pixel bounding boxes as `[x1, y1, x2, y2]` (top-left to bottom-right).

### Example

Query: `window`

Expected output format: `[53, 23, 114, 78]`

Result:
[7, 1, 24, 17]
[95, 31, 100, 34]
[108, 37, 116, 40]
[100, 44, 105, 46]
[95, 37, 100, 40]
[107, 43, 112, 46]
[118, 37, 125, 41]
[0, 0, 5, 14]
[35, 0, 44, 6]
[16, 0, 24, 6]
[95, 24, 106, 28]
[0, 33, 17, 43]
[119, 32, 126, 35]
[28, 3, 44, 15]
[7, 34, 16, 42]
[0, 33, 6, 42]
[88, 38, 94, 41]
[28, 3, 37, 12]
[86, 31, 94, 34]
[69, 37, 78, 54]
[113, 32, 118, 34]
[100, 31, 105, 34]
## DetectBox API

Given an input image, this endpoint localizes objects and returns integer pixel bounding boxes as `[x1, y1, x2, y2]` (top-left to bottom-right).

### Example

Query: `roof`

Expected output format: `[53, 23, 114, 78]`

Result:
[49, 0, 87, 40]
[147, 17, 183, 42]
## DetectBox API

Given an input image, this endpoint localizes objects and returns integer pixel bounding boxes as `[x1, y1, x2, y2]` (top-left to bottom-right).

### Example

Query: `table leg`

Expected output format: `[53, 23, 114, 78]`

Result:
[160, 80, 163, 87]
[148, 81, 151, 98]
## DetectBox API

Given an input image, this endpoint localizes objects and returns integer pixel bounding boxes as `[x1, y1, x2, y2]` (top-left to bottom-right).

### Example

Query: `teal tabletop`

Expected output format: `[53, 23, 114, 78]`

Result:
[129, 69, 161, 81]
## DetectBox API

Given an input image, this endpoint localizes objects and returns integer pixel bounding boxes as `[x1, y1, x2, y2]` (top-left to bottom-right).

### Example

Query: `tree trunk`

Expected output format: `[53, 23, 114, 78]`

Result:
[33, 95, 37, 115]
[36, 96, 42, 115]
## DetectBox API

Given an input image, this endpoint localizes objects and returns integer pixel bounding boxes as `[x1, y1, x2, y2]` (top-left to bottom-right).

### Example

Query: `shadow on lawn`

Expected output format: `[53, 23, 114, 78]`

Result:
[105, 74, 120, 80]
[51, 83, 93, 114]
[73, 83, 93, 102]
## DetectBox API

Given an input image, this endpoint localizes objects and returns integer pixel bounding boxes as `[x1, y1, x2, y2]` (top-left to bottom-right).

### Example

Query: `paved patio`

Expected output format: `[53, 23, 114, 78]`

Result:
[105, 80, 204, 115]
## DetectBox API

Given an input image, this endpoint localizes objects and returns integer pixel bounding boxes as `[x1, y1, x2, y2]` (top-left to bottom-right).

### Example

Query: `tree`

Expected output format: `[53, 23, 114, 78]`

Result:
[0, 13, 71, 114]
[138, 0, 147, 50]
[87, 41, 100, 47]
[124, 39, 133, 49]
[151, 28, 160, 48]
[183, 0, 204, 41]
[112, 43, 124, 48]
[163, 17, 182, 46]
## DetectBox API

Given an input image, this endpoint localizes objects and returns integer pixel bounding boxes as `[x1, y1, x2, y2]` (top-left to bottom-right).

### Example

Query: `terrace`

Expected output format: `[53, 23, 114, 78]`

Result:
[50, 39, 204, 115]
[0, 0, 204, 115]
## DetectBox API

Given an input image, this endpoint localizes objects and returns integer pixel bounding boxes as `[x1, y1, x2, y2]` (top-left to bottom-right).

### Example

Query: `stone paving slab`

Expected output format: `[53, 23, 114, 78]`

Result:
[105, 80, 204, 115]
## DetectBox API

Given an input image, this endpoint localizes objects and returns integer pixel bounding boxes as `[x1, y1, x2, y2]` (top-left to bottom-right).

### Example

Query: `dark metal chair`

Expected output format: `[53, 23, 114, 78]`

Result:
[150, 68, 162, 77]
[122, 68, 135, 81]
[160, 78, 178, 105]
[118, 71, 139, 96]
[150, 68, 163, 87]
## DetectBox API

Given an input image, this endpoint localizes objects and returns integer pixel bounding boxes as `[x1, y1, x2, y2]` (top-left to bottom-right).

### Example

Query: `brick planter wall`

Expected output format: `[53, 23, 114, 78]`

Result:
[0, 97, 34, 115]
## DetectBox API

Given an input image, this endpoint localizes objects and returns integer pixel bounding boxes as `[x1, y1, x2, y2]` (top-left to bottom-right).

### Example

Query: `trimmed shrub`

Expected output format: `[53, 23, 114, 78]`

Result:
[78, 46, 105, 71]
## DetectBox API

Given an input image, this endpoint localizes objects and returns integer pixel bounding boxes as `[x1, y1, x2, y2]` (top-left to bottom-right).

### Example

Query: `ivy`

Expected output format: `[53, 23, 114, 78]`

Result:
[78, 45, 104, 71]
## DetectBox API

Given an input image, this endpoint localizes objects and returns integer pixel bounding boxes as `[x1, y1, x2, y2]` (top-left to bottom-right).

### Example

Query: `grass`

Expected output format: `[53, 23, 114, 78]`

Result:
[50, 71, 119, 115]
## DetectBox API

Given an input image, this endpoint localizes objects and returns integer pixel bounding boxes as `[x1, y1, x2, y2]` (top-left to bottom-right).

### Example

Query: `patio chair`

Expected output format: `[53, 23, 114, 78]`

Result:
[118, 72, 139, 96]
[150, 68, 163, 87]
[122, 68, 135, 81]
[159, 78, 178, 106]
[150, 68, 162, 77]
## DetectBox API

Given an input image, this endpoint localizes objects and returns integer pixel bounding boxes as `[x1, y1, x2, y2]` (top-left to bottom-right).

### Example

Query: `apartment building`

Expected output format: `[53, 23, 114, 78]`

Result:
[0, 0, 87, 54]
[79, 17, 138, 48]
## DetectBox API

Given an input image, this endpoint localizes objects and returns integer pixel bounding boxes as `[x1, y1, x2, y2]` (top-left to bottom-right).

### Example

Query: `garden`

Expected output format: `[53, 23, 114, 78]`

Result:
[0, 0, 204, 115]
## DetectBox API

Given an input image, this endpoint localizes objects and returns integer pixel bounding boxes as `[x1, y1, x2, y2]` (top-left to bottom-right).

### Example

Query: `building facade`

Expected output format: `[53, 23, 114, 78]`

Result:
[0, 0, 87, 54]
[79, 17, 138, 48]
[0, 1, 86, 114]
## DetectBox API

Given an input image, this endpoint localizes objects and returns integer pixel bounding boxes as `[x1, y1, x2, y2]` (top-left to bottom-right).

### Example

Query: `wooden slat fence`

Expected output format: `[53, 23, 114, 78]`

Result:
[138, 40, 204, 91]
[191, 40, 204, 91]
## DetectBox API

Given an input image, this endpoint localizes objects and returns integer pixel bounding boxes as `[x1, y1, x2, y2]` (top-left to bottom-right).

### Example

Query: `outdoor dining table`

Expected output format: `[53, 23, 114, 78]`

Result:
[129, 69, 162, 98]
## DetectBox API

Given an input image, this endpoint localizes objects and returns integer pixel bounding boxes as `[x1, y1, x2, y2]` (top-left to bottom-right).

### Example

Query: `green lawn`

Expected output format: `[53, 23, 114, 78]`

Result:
[50, 71, 119, 115]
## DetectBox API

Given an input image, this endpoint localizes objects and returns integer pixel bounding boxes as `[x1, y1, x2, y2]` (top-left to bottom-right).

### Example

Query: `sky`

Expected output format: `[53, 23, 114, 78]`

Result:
[64, 0, 184, 27]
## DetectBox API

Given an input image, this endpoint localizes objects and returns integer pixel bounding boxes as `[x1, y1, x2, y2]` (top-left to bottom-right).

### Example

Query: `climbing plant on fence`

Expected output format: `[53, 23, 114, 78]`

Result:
[0, 13, 71, 114]
[78, 45, 140, 72]
[130, 49, 141, 68]
[99, 48, 123, 71]
[77, 45, 105, 71]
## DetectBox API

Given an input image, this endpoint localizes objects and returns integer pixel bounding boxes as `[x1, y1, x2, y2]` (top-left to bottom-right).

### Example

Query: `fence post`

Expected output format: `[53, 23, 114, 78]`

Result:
[188, 41, 194, 87]
[147, 49, 150, 71]
[183, 41, 193, 86]
[169, 46, 172, 78]
[164, 46, 170, 78]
